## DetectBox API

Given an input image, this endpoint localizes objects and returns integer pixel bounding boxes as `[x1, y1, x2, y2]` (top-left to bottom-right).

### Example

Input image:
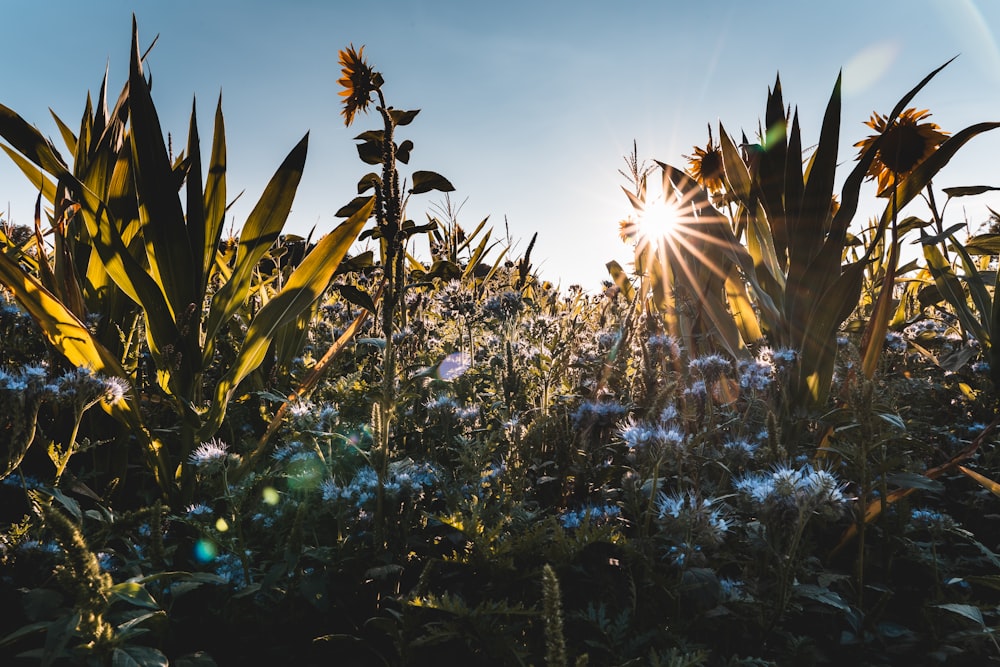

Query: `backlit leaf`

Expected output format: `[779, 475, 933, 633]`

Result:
[409, 170, 455, 195]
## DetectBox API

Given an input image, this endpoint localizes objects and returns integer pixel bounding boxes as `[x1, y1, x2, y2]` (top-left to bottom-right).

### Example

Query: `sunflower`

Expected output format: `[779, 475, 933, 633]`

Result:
[337, 44, 383, 127]
[854, 108, 949, 196]
[685, 127, 725, 192]
[618, 217, 639, 243]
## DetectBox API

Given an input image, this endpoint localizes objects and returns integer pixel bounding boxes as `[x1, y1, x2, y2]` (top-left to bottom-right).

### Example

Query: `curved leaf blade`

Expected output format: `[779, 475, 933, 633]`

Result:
[198, 197, 374, 440]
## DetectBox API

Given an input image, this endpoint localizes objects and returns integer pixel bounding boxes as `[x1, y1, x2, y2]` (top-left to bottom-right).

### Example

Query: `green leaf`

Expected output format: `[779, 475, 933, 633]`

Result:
[174, 651, 220, 666]
[203, 133, 309, 366]
[923, 242, 987, 342]
[886, 472, 945, 492]
[934, 603, 985, 628]
[410, 171, 455, 195]
[129, 19, 197, 321]
[414, 259, 462, 281]
[794, 583, 851, 612]
[0, 145, 58, 205]
[335, 195, 375, 218]
[389, 108, 420, 126]
[965, 234, 1000, 255]
[942, 185, 1000, 198]
[0, 102, 73, 179]
[718, 123, 752, 202]
[42, 611, 79, 665]
[961, 575, 1000, 592]
[799, 71, 841, 252]
[0, 620, 51, 647]
[112, 645, 170, 667]
[919, 222, 966, 245]
[0, 250, 127, 380]
[201, 96, 228, 293]
[334, 284, 376, 312]
[357, 172, 380, 194]
[111, 581, 161, 610]
[397, 139, 413, 164]
[355, 139, 382, 165]
[198, 197, 373, 440]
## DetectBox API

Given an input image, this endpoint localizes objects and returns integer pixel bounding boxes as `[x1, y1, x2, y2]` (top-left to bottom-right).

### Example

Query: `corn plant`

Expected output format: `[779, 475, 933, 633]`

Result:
[618, 60, 997, 420]
[0, 20, 370, 501]
[917, 195, 1000, 391]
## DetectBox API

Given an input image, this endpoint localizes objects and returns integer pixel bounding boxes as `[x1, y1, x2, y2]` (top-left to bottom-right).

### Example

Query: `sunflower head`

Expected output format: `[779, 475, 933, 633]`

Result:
[854, 108, 949, 196]
[337, 44, 383, 127]
[685, 130, 725, 192]
[618, 217, 639, 243]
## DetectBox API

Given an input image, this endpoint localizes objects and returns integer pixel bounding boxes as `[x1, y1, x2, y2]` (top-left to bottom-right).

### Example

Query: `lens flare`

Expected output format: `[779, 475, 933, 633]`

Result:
[623, 165, 742, 311]
[633, 196, 682, 252]
[262, 486, 280, 505]
[843, 41, 899, 96]
[286, 456, 324, 491]
[437, 351, 471, 380]
[193, 539, 218, 564]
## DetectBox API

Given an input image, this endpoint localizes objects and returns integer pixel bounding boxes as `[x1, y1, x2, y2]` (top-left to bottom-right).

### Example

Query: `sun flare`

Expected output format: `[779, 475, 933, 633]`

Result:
[633, 196, 682, 250]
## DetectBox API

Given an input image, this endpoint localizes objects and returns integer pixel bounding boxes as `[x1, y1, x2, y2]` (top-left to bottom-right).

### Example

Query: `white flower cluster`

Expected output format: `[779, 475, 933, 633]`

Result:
[734, 463, 848, 520]
[559, 504, 622, 530]
[320, 458, 442, 508]
[617, 417, 685, 454]
[656, 491, 730, 545]
[188, 439, 236, 470]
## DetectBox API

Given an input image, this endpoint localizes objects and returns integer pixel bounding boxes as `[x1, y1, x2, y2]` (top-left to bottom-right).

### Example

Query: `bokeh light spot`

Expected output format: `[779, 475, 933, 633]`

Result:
[215, 517, 230, 532]
[193, 539, 218, 564]
[262, 486, 280, 505]
[286, 456, 325, 492]
[844, 41, 899, 96]
[437, 352, 472, 380]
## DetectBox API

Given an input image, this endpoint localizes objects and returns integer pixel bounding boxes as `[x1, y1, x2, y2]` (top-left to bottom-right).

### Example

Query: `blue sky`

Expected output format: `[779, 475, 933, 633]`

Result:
[2, 0, 1000, 290]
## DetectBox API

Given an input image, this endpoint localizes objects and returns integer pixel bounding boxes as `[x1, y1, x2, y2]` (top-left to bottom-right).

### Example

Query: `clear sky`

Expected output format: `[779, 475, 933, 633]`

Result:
[2, 0, 1000, 291]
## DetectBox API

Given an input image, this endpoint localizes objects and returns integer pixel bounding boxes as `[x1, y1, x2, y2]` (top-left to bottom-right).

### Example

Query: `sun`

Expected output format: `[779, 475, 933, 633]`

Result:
[634, 195, 682, 252]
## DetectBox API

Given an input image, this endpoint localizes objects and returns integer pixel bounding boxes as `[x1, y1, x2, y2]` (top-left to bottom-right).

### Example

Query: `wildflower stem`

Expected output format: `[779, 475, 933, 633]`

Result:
[51, 406, 86, 487]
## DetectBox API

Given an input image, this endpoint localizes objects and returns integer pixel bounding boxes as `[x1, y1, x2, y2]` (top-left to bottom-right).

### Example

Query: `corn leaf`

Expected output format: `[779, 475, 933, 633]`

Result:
[202, 134, 308, 365]
[197, 197, 373, 440]
[202, 97, 228, 291]
[606, 260, 636, 302]
[128, 18, 197, 321]
[923, 242, 988, 342]
[958, 465, 1000, 498]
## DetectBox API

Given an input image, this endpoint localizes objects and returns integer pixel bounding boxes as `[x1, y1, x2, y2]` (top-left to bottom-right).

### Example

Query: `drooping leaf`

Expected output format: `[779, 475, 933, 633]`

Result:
[965, 234, 1000, 255]
[409, 170, 455, 195]
[606, 260, 636, 302]
[886, 472, 945, 493]
[942, 185, 1000, 198]
[334, 284, 376, 312]
[357, 171, 380, 194]
[396, 139, 413, 164]
[389, 108, 420, 126]
[111, 646, 170, 667]
[934, 603, 985, 628]
[335, 195, 375, 218]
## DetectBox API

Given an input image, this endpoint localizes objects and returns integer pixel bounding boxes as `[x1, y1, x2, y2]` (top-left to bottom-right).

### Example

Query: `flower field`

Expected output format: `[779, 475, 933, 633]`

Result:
[2, 22, 1000, 666]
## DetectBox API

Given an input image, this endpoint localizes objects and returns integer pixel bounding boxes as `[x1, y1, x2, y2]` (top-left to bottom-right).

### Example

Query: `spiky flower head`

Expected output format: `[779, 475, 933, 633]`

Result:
[188, 438, 233, 470]
[685, 126, 725, 192]
[855, 108, 949, 197]
[337, 44, 383, 127]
